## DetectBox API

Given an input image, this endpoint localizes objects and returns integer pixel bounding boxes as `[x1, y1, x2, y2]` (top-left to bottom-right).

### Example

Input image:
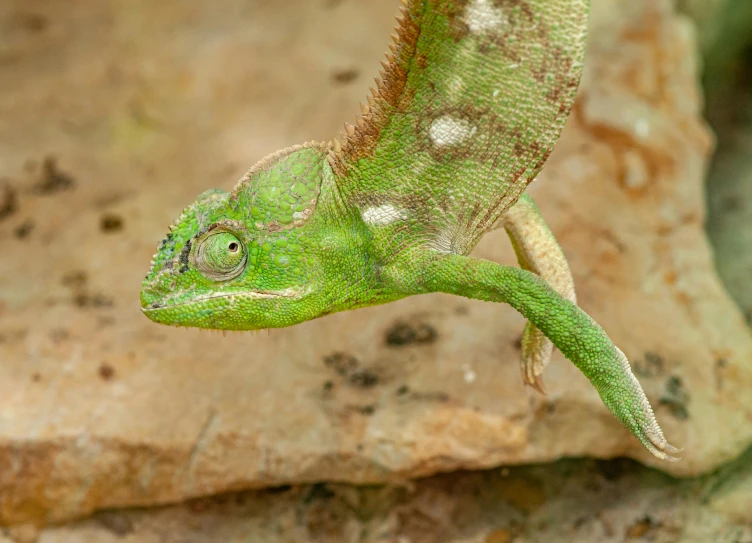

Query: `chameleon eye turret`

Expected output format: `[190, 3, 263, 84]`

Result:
[140, 0, 682, 461]
[193, 231, 247, 281]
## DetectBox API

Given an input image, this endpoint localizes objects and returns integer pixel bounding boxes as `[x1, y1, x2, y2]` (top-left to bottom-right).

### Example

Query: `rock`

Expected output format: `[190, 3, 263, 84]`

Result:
[4, 524, 38, 543]
[708, 447, 752, 524]
[676, 0, 728, 48]
[705, 29, 752, 326]
[1, 0, 752, 526]
[14, 453, 752, 542]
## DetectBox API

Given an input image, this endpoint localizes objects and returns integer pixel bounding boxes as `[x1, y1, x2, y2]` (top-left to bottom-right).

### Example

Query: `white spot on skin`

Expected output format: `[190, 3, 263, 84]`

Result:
[447, 76, 466, 101]
[463, 0, 504, 34]
[361, 204, 407, 226]
[429, 115, 477, 147]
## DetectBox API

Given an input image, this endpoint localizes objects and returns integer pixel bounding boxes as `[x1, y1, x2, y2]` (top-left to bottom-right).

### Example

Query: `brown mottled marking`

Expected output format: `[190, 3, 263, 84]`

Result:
[330, 6, 423, 174]
[416, 103, 510, 163]
[328, 0, 589, 260]
[441, 0, 547, 59]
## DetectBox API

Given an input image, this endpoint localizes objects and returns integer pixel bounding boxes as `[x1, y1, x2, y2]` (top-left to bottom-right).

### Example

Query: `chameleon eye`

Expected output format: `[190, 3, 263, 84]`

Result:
[194, 232, 247, 281]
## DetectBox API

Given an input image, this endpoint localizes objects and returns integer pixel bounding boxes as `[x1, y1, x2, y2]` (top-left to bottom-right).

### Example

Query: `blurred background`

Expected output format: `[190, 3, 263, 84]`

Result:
[0, 0, 751, 541]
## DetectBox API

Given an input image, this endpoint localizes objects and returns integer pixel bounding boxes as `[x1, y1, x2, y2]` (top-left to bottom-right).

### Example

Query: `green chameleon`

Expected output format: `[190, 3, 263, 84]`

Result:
[140, 0, 680, 461]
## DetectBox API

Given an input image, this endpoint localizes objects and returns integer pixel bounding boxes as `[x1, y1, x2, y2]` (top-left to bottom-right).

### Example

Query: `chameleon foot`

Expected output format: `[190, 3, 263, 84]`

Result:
[635, 419, 683, 462]
[634, 404, 684, 461]
[610, 347, 683, 461]
[520, 321, 552, 394]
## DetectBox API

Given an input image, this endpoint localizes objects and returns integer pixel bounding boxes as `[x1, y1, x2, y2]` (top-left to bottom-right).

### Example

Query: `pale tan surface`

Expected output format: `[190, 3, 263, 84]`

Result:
[5, 452, 752, 543]
[1, 0, 751, 527]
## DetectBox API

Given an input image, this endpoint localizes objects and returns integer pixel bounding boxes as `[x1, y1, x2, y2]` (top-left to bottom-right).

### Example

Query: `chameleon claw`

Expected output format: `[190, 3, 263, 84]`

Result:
[643, 439, 682, 462]
[629, 405, 682, 461]
[520, 356, 547, 395]
[527, 374, 547, 395]
[662, 442, 684, 455]
[646, 433, 683, 461]
[520, 323, 552, 395]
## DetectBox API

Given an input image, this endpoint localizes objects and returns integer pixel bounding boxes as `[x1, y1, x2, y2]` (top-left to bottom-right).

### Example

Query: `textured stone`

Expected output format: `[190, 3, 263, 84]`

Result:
[677, 0, 729, 47]
[705, 45, 752, 326]
[1, 0, 751, 527]
[8, 451, 752, 543]
[709, 456, 752, 525]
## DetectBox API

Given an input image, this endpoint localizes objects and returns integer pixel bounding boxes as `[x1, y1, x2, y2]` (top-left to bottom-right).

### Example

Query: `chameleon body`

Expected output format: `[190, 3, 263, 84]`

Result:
[141, 0, 680, 461]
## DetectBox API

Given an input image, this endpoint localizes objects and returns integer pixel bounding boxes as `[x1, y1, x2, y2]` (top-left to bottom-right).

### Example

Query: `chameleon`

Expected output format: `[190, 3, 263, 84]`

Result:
[140, 0, 681, 461]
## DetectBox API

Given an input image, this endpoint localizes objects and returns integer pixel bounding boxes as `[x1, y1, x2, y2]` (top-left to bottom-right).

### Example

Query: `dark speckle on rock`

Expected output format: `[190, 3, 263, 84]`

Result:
[408, 390, 449, 403]
[385, 320, 437, 346]
[32, 156, 75, 195]
[100, 213, 124, 233]
[0, 181, 18, 222]
[74, 292, 114, 309]
[323, 352, 380, 389]
[324, 352, 358, 376]
[63, 270, 113, 308]
[62, 270, 88, 289]
[98, 363, 115, 380]
[660, 375, 690, 420]
[15, 12, 49, 34]
[634, 351, 665, 378]
[348, 368, 379, 388]
[13, 220, 34, 239]
[332, 68, 359, 84]
[352, 404, 375, 416]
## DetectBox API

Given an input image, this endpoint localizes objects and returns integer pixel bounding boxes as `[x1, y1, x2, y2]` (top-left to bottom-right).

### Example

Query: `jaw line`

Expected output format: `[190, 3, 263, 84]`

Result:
[141, 286, 309, 313]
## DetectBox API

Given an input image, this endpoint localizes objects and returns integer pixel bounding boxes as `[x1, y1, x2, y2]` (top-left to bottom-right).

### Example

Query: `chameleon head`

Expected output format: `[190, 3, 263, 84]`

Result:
[140, 146, 330, 330]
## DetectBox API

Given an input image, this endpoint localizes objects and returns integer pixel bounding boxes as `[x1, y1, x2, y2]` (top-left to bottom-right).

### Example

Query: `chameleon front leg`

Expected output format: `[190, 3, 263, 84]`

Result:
[396, 251, 680, 461]
[498, 194, 577, 394]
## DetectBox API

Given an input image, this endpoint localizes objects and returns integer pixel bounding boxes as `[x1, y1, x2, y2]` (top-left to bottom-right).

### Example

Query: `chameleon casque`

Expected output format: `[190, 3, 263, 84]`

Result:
[140, 0, 681, 461]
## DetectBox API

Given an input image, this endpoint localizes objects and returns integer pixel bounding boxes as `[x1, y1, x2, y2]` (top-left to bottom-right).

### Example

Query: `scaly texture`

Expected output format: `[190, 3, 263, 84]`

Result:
[330, 0, 588, 256]
[499, 193, 577, 393]
[395, 250, 680, 460]
[140, 0, 680, 459]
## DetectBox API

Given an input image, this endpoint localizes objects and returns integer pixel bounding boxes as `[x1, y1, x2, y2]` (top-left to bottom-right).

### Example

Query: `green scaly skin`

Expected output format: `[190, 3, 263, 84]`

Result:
[140, 0, 681, 460]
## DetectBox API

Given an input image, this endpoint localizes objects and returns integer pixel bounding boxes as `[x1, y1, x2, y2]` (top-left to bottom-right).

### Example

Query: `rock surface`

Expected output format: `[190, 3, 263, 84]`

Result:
[3, 452, 752, 543]
[705, 31, 752, 326]
[1, 0, 751, 526]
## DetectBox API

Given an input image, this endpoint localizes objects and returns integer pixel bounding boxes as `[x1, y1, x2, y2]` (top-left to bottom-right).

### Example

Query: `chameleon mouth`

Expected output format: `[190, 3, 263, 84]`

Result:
[140, 288, 307, 312]
[139, 286, 313, 330]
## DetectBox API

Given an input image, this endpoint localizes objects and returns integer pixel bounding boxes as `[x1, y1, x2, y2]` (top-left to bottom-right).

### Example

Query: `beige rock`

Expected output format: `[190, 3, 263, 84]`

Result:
[4, 524, 37, 543]
[708, 448, 752, 524]
[17, 454, 752, 543]
[706, 80, 752, 326]
[0, 0, 751, 526]
[677, 0, 729, 47]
